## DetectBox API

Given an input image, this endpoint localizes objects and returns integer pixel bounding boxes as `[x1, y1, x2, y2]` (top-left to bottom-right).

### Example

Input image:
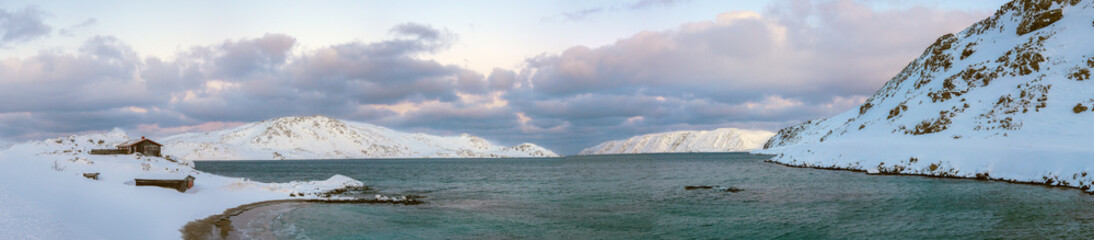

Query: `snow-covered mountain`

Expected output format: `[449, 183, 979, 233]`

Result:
[579, 128, 775, 155]
[161, 115, 558, 160]
[759, 0, 1094, 192]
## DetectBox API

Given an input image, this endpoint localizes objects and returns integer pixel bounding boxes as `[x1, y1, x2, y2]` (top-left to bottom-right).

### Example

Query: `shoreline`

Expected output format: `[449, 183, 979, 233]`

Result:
[178, 155, 1094, 239]
[763, 159, 1094, 195]
[180, 198, 423, 240]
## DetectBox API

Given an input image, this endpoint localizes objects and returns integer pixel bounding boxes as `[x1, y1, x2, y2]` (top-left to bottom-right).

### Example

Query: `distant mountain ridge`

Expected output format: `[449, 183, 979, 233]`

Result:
[161, 115, 558, 160]
[579, 128, 775, 155]
[759, 0, 1094, 192]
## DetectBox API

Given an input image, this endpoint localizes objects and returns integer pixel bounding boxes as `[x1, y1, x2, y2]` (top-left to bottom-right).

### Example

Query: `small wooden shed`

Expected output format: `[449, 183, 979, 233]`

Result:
[116, 137, 163, 157]
[136, 175, 195, 193]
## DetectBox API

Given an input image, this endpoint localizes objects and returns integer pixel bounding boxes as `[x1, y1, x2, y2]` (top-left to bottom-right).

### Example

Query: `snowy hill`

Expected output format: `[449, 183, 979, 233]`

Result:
[579, 128, 775, 155]
[161, 115, 558, 160]
[0, 129, 368, 239]
[759, 0, 1094, 192]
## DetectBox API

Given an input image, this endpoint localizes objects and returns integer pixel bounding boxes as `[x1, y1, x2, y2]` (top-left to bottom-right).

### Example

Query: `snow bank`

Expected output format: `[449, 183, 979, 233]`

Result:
[0, 130, 364, 239]
[757, 135, 1094, 192]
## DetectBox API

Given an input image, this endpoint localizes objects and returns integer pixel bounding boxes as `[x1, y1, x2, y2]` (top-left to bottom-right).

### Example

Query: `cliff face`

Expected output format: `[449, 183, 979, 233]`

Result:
[161, 115, 558, 160]
[579, 128, 774, 155]
[760, 0, 1094, 191]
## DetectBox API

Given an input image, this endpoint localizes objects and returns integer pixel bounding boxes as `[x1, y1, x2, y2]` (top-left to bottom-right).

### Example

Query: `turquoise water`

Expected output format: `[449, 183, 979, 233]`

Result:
[196, 153, 1094, 239]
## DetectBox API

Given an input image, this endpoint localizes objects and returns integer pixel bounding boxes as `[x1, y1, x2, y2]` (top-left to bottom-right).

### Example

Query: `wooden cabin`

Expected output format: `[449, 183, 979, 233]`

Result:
[135, 175, 195, 193]
[115, 136, 163, 157]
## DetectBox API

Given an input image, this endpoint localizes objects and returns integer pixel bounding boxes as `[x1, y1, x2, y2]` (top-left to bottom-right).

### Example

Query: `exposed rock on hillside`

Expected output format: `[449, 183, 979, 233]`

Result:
[760, 0, 1094, 192]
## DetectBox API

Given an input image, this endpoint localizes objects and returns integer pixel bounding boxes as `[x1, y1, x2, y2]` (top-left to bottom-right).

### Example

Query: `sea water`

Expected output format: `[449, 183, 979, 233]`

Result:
[196, 153, 1094, 239]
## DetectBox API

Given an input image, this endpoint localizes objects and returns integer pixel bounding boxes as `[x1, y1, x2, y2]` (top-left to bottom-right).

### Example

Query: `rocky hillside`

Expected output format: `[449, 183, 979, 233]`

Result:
[160, 115, 558, 160]
[760, 0, 1094, 192]
[579, 128, 774, 155]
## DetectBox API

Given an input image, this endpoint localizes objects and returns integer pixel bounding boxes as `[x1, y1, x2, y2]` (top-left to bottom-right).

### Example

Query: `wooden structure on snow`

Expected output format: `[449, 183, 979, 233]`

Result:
[90, 136, 163, 157]
[135, 175, 195, 193]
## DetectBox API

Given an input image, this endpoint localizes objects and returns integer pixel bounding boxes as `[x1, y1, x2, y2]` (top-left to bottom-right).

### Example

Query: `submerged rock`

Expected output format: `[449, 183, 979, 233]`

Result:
[685, 185, 744, 193]
[684, 185, 715, 190]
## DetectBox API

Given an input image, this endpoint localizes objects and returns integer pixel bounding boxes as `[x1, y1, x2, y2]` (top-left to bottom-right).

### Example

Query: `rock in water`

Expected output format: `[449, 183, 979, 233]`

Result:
[685, 185, 715, 190]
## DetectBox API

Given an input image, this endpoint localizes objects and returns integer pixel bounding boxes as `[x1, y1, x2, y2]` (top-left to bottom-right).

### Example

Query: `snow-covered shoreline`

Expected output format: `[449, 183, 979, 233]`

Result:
[0, 130, 368, 239]
[755, 135, 1094, 193]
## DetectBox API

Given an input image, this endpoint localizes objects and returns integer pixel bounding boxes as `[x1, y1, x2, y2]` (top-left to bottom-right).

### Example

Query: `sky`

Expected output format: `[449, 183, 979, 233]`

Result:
[0, 0, 1010, 154]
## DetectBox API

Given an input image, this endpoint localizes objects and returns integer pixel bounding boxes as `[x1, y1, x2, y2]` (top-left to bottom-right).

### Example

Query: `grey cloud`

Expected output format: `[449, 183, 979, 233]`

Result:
[0, 6, 51, 46]
[286, 42, 461, 104]
[0, 22, 484, 143]
[521, 0, 985, 106]
[59, 18, 96, 36]
[379, 23, 454, 55]
[387, 104, 518, 132]
[152, 23, 467, 121]
[80, 35, 139, 62]
[0, 2, 996, 156]
[628, 0, 689, 10]
[554, 0, 689, 23]
[0, 108, 169, 142]
[507, 0, 990, 153]
[562, 8, 604, 22]
[487, 68, 517, 91]
[0, 36, 155, 113]
[455, 69, 488, 94]
[390, 22, 443, 41]
[214, 33, 296, 78]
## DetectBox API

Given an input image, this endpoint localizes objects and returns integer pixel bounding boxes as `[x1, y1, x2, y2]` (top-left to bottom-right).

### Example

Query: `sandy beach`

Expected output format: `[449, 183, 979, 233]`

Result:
[182, 197, 424, 239]
[181, 199, 311, 240]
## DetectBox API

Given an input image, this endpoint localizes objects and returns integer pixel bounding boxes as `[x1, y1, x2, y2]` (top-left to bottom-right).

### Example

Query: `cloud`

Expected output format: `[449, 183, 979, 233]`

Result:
[136, 121, 246, 137]
[213, 33, 296, 78]
[0, 36, 154, 113]
[0, 6, 52, 46]
[552, 0, 689, 22]
[59, 18, 96, 36]
[628, 0, 690, 10]
[390, 22, 446, 41]
[508, 0, 990, 153]
[0, 23, 509, 143]
[0, 1, 998, 155]
[561, 8, 605, 22]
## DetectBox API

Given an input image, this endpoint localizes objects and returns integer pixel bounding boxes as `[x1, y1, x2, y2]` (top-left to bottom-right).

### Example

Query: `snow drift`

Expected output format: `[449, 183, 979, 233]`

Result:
[0, 129, 365, 239]
[759, 0, 1094, 192]
[579, 128, 774, 155]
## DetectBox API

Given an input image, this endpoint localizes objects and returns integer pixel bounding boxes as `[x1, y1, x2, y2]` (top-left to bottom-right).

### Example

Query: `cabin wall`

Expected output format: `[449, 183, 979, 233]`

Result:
[135, 142, 161, 157]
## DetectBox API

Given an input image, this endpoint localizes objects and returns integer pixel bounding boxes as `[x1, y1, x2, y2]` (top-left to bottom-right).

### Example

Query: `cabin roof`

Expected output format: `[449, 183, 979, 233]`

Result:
[116, 138, 163, 147]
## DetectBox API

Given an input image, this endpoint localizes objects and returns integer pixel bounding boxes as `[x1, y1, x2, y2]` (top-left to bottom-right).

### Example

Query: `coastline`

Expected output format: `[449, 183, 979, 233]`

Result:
[181, 199, 312, 240]
[754, 136, 1094, 196]
[762, 159, 1094, 195]
[181, 197, 424, 240]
